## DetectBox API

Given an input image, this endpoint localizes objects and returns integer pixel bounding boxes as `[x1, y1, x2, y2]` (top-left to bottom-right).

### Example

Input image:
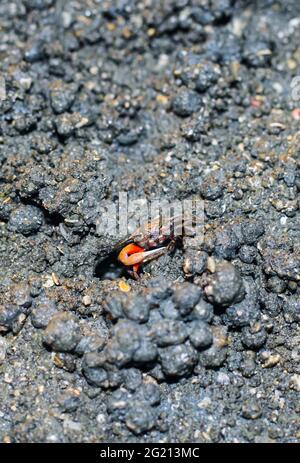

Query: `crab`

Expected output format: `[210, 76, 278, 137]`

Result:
[116, 215, 193, 279]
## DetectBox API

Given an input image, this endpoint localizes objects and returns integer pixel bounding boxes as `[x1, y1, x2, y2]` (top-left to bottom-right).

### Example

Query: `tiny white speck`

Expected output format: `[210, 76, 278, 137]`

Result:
[280, 216, 287, 225]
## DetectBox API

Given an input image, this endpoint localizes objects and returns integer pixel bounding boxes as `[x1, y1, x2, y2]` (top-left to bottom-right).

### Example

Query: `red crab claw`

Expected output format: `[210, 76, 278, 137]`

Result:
[118, 243, 167, 279]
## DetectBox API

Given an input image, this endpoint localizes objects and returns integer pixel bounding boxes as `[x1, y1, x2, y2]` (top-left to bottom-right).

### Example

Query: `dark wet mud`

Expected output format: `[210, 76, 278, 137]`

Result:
[0, 0, 299, 443]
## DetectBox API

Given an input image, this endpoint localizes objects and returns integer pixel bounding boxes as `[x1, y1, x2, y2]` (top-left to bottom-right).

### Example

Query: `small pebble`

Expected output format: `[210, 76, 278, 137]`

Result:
[172, 89, 202, 117]
[205, 261, 245, 308]
[8, 205, 44, 236]
[43, 313, 82, 353]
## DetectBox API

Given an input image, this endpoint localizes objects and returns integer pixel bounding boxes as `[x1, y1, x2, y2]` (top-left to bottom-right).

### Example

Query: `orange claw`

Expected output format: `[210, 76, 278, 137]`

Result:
[118, 243, 145, 267]
[118, 243, 146, 277]
[118, 243, 167, 278]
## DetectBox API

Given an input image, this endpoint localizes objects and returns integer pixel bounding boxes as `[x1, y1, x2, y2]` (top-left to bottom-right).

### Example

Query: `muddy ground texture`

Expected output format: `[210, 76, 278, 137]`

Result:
[0, 0, 299, 443]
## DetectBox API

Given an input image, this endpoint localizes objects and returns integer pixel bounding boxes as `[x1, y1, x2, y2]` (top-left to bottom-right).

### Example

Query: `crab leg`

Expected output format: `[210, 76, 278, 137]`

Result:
[135, 246, 167, 264]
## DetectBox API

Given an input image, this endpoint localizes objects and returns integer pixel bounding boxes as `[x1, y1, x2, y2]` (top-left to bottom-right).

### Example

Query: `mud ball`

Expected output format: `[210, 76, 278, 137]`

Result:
[239, 245, 257, 264]
[105, 293, 151, 323]
[75, 334, 106, 355]
[82, 353, 108, 388]
[8, 205, 44, 235]
[135, 382, 161, 406]
[125, 402, 156, 435]
[241, 220, 265, 245]
[43, 312, 82, 352]
[12, 283, 32, 309]
[224, 279, 260, 328]
[214, 228, 240, 259]
[172, 282, 202, 316]
[122, 368, 142, 392]
[189, 299, 214, 323]
[31, 296, 58, 329]
[188, 321, 213, 349]
[105, 320, 142, 367]
[205, 260, 245, 308]
[199, 327, 228, 368]
[132, 339, 158, 364]
[241, 324, 267, 350]
[183, 250, 208, 276]
[172, 89, 202, 117]
[0, 304, 23, 334]
[158, 342, 198, 378]
[150, 319, 188, 347]
[106, 383, 160, 435]
[82, 352, 122, 389]
[122, 294, 151, 323]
